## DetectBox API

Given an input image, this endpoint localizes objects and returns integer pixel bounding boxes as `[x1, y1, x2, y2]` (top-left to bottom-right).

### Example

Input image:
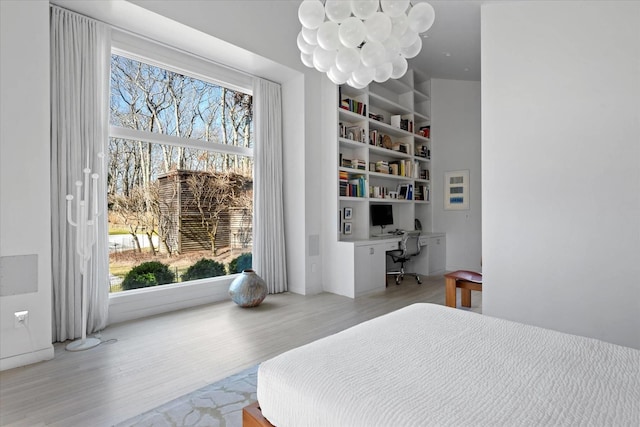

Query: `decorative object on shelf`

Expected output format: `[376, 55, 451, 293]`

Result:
[229, 269, 268, 308]
[65, 153, 104, 352]
[297, 0, 435, 87]
[382, 134, 393, 149]
[344, 207, 353, 219]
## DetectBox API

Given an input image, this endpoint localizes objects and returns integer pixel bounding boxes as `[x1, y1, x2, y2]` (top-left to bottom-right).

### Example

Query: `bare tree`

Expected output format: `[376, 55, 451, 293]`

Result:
[185, 171, 251, 255]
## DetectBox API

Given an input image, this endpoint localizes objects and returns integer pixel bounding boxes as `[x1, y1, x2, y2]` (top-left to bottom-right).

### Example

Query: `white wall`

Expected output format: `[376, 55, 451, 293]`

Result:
[431, 79, 482, 272]
[0, 0, 54, 369]
[482, 1, 640, 349]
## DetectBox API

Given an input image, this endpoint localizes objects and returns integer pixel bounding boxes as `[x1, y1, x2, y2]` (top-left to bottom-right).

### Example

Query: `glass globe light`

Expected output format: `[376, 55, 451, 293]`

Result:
[350, 0, 379, 20]
[401, 36, 422, 59]
[313, 46, 337, 73]
[381, 0, 410, 18]
[383, 36, 401, 61]
[297, 31, 315, 55]
[390, 55, 408, 79]
[335, 46, 361, 74]
[298, 0, 326, 30]
[339, 17, 366, 48]
[390, 14, 408, 39]
[300, 52, 314, 68]
[325, 0, 352, 23]
[352, 64, 376, 86]
[408, 2, 435, 33]
[317, 21, 341, 50]
[374, 62, 393, 82]
[398, 27, 418, 48]
[364, 12, 392, 43]
[302, 26, 318, 45]
[328, 65, 350, 85]
[361, 40, 386, 68]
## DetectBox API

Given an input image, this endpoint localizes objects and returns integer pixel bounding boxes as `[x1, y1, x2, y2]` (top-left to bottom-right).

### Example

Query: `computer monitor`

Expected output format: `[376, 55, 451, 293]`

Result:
[370, 204, 394, 232]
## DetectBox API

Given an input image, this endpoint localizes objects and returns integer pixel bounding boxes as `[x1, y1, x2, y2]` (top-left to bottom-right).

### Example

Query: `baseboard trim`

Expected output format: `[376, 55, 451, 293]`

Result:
[0, 345, 54, 371]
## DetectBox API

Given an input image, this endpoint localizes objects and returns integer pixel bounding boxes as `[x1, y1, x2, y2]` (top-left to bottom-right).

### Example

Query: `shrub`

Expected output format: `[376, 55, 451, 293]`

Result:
[228, 253, 252, 274]
[181, 258, 226, 282]
[121, 261, 175, 291]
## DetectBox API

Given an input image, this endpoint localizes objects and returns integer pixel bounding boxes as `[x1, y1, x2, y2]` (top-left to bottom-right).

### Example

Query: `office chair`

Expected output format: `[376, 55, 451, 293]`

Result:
[386, 230, 422, 285]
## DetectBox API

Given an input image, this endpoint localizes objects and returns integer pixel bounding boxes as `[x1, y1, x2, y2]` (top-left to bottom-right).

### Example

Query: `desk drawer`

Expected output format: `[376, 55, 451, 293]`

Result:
[384, 241, 400, 251]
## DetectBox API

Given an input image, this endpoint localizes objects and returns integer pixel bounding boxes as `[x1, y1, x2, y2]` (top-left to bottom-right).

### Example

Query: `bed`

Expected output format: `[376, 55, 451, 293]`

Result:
[245, 303, 640, 426]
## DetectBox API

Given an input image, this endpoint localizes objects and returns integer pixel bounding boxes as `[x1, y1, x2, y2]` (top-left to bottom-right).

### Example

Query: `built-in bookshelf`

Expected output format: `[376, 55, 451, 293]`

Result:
[337, 70, 432, 241]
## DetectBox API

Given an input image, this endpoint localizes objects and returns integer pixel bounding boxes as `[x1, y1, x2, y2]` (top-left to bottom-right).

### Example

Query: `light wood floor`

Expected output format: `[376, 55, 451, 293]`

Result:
[0, 275, 481, 427]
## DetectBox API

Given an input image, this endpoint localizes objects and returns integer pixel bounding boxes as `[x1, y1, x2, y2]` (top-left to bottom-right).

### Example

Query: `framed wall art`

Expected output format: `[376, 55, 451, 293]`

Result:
[343, 207, 353, 220]
[444, 170, 469, 210]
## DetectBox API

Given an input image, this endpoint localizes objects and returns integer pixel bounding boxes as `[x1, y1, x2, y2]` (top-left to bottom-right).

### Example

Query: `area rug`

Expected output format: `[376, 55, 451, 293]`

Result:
[116, 365, 258, 427]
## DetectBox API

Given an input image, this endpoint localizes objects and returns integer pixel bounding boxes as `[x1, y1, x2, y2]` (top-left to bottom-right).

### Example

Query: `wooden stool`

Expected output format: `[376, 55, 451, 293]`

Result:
[444, 270, 483, 308]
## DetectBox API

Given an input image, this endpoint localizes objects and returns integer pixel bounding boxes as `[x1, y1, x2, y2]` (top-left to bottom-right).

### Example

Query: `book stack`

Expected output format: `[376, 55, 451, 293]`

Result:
[369, 129, 380, 146]
[375, 160, 389, 174]
[415, 184, 430, 201]
[347, 175, 366, 197]
[344, 125, 365, 143]
[389, 160, 413, 177]
[339, 171, 349, 196]
[369, 113, 384, 122]
[400, 118, 413, 133]
[339, 172, 366, 197]
[351, 159, 366, 170]
[416, 144, 430, 158]
[340, 97, 367, 116]
[370, 186, 390, 199]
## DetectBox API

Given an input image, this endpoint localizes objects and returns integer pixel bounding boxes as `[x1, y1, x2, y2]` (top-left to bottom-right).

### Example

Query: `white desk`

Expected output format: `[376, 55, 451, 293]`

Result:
[345, 232, 445, 296]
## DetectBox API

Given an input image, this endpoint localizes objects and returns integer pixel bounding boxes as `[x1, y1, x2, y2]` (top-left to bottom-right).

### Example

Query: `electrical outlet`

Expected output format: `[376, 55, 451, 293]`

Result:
[14, 311, 29, 328]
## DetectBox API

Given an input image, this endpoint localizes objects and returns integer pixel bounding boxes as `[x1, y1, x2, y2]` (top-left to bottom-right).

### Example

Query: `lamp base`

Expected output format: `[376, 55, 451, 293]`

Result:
[66, 337, 101, 352]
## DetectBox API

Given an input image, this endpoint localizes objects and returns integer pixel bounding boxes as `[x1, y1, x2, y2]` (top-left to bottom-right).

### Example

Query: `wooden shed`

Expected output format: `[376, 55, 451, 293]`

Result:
[157, 170, 252, 254]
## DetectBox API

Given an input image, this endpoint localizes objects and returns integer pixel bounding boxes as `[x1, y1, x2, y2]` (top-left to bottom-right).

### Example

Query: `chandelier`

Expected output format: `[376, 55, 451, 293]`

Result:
[297, 0, 435, 88]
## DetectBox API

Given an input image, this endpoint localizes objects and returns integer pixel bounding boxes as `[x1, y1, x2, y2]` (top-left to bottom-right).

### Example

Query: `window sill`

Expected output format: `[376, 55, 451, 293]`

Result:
[108, 275, 237, 325]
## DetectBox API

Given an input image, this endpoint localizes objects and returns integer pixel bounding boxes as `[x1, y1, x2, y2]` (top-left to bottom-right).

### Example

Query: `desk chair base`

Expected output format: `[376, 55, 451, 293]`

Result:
[387, 268, 422, 286]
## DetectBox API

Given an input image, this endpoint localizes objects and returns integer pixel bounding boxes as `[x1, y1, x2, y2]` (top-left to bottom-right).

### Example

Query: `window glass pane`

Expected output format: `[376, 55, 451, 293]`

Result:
[108, 53, 254, 293]
[110, 54, 253, 149]
[108, 138, 253, 292]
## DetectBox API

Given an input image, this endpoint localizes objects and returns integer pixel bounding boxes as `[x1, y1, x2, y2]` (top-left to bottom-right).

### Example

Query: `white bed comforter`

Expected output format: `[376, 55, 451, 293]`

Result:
[257, 303, 640, 427]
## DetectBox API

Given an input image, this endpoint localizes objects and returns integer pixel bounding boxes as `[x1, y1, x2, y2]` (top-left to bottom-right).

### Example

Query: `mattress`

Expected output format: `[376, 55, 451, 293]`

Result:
[257, 303, 640, 426]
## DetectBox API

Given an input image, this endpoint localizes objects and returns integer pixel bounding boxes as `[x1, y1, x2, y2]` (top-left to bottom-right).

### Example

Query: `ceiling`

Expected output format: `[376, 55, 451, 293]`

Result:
[408, 0, 482, 81]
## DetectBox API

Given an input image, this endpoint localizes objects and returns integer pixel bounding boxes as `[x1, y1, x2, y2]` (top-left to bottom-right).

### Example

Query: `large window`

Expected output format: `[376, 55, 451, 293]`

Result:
[108, 53, 253, 293]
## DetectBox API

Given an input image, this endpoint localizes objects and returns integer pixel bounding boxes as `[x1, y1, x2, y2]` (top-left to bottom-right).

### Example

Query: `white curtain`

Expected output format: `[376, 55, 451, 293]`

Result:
[50, 7, 111, 342]
[253, 78, 288, 293]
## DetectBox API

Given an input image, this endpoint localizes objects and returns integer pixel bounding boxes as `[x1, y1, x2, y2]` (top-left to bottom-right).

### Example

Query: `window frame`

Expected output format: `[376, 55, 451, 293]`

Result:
[107, 29, 255, 323]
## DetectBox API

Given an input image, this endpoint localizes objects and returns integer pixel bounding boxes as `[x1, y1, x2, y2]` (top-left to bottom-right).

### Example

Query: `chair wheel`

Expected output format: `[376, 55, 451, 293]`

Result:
[395, 276, 401, 285]
[416, 276, 422, 285]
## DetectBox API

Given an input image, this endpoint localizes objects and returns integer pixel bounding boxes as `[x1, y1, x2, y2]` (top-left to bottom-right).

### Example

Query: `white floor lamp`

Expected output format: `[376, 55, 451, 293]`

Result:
[65, 154, 103, 352]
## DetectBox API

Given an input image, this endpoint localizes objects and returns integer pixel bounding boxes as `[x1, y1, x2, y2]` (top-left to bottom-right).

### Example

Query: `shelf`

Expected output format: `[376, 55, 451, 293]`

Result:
[337, 70, 432, 241]
[368, 92, 412, 116]
[339, 137, 368, 149]
[369, 171, 413, 181]
[369, 145, 411, 159]
[369, 119, 414, 138]
[369, 198, 413, 204]
[339, 108, 367, 121]
[414, 156, 431, 163]
[339, 196, 368, 202]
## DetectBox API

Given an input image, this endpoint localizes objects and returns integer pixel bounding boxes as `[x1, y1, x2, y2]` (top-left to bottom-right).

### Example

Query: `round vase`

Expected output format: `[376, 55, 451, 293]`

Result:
[229, 269, 267, 308]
